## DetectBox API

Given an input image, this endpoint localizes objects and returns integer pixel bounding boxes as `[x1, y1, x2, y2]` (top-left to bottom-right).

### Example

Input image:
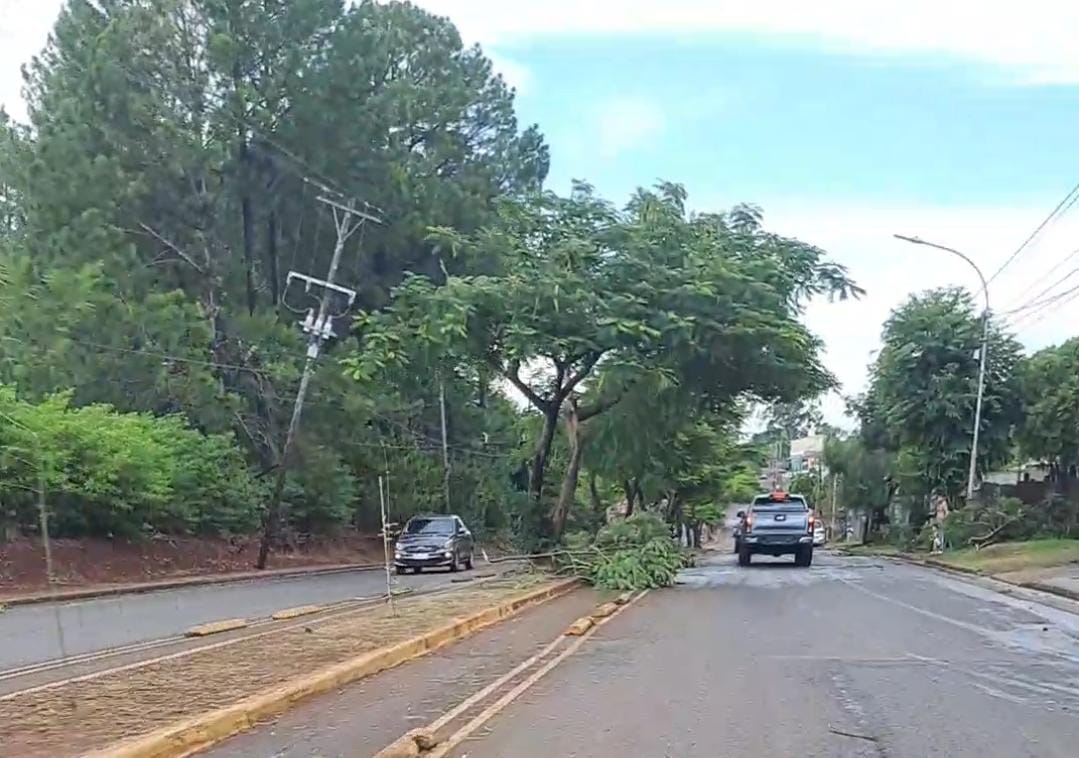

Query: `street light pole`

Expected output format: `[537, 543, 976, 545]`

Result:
[893, 234, 989, 501]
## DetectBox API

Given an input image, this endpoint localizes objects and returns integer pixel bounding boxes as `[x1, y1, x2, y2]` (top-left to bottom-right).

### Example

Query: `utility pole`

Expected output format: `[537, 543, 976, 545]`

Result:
[439, 377, 451, 513]
[830, 472, 839, 540]
[968, 310, 990, 500]
[894, 234, 989, 501]
[257, 195, 381, 569]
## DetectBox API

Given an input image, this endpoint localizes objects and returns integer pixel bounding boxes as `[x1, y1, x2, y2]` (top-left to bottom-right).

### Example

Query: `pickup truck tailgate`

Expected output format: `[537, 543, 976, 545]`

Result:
[750, 505, 809, 537]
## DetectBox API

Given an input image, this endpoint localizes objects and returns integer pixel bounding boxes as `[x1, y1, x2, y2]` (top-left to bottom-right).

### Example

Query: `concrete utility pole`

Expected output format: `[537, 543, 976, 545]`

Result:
[257, 195, 381, 569]
[893, 234, 989, 502]
[830, 472, 839, 540]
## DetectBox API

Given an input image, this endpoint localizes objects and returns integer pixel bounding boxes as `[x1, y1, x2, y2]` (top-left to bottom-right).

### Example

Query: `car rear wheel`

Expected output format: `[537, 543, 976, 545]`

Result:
[795, 546, 813, 567]
[464, 552, 474, 570]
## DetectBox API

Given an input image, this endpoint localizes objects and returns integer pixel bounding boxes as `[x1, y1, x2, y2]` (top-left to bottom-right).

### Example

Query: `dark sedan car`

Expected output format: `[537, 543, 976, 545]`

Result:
[394, 514, 475, 574]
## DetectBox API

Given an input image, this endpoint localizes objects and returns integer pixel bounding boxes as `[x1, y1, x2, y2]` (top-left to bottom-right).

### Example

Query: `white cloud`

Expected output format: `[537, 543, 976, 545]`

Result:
[0, 0, 63, 120]
[753, 200, 1079, 426]
[416, 0, 1079, 83]
[594, 96, 665, 158]
[10, 1, 1077, 121]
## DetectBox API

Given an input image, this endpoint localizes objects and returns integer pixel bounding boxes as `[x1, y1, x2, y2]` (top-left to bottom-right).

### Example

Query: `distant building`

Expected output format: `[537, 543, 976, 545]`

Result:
[789, 435, 826, 475]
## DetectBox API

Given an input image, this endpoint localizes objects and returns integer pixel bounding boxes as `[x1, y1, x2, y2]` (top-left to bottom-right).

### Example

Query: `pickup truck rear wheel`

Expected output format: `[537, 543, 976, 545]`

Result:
[795, 545, 813, 567]
[737, 544, 752, 566]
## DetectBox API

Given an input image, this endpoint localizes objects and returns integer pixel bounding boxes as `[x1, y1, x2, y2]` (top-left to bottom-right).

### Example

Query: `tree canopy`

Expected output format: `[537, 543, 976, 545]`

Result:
[349, 183, 860, 541]
[1, 0, 860, 558]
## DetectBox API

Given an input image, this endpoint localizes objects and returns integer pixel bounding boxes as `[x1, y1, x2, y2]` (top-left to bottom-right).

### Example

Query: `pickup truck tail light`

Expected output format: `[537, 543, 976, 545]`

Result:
[807, 514, 815, 534]
[743, 513, 753, 532]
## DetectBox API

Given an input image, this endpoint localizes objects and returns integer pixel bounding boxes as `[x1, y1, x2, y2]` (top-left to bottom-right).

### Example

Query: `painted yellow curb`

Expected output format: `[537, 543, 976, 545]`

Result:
[89, 578, 580, 758]
[373, 728, 439, 758]
[590, 601, 619, 619]
[184, 618, 248, 637]
[565, 616, 594, 636]
[615, 591, 633, 605]
[270, 605, 323, 621]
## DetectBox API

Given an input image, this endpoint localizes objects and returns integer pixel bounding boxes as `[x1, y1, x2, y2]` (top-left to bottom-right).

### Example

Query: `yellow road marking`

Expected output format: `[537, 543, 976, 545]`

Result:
[426, 590, 649, 758]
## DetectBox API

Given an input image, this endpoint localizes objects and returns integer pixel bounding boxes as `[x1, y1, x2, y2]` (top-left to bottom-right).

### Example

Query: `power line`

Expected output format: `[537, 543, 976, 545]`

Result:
[1012, 287, 1079, 336]
[988, 181, 1079, 286]
[1002, 264, 1079, 317]
[1008, 281, 1079, 333]
[1002, 246, 1079, 312]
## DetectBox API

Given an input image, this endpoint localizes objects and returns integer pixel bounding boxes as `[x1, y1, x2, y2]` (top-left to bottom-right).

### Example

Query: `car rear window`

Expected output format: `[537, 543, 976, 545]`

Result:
[405, 517, 455, 535]
[752, 495, 807, 509]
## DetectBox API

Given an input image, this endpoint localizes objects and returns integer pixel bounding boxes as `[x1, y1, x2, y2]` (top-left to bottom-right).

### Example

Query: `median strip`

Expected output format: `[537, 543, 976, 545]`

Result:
[1, 575, 577, 758]
[184, 618, 248, 637]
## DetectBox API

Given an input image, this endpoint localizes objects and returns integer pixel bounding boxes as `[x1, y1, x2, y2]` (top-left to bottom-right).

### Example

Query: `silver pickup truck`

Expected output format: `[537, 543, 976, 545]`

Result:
[735, 492, 815, 567]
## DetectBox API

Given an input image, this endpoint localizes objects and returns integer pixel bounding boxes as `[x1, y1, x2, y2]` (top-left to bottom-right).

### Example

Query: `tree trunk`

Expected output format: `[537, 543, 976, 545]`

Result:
[589, 471, 603, 519]
[529, 406, 560, 510]
[266, 206, 280, 306]
[668, 491, 682, 539]
[237, 126, 257, 316]
[623, 479, 635, 517]
[551, 399, 585, 540]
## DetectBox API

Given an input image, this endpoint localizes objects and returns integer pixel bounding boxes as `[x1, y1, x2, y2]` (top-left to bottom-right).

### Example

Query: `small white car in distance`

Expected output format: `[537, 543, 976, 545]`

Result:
[812, 520, 826, 547]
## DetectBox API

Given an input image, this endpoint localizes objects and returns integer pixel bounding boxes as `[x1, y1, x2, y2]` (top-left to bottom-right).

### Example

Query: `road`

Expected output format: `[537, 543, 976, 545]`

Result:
[207, 549, 1079, 757]
[0, 566, 467, 671]
[457, 551, 1079, 757]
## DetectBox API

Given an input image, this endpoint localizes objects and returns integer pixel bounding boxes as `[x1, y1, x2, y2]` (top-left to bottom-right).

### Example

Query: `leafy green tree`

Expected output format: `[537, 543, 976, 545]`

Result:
[756, 398, 823, 459]
[4, 0, 548, 552]
[1016, 338, 1079, 479]
[352, 184, 860, 540]
[867, 288, 1021, 507]
[822, 433, 895, 538]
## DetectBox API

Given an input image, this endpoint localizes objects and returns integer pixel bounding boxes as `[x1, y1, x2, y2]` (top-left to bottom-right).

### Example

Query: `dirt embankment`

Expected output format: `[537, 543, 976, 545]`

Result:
[0, 533, 386, 597]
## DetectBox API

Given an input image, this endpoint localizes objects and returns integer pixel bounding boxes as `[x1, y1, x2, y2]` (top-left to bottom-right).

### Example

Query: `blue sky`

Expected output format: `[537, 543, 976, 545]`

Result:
[511, 36, 1079, 209]
[5, 0, 1079, 426]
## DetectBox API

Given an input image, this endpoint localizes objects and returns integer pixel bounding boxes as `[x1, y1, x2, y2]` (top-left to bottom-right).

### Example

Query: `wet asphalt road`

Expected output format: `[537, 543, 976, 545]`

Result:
[453, 550, 1079, 757]
[0, 566, 464, 671]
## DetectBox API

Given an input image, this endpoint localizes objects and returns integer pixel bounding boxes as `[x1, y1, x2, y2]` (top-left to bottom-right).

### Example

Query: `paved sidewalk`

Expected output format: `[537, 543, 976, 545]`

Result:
[999, 564, 1079, 601]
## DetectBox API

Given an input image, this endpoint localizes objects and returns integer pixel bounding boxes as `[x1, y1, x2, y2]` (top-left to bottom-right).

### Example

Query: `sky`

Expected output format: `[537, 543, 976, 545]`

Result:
[4, 1, 1079, 427]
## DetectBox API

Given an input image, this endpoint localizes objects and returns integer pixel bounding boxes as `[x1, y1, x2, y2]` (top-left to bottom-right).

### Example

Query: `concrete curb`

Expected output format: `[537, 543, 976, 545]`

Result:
[1020, 580, 1079, 603]
[87, 577, 581, 758]
[0, 562, 382, 607]
[844, 548, 1079, 604]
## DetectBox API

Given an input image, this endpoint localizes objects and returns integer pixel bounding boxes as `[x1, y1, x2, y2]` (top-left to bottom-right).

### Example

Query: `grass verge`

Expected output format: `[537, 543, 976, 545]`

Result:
[841, 538, 1079, 576]
[939, 539, 1079, 575]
